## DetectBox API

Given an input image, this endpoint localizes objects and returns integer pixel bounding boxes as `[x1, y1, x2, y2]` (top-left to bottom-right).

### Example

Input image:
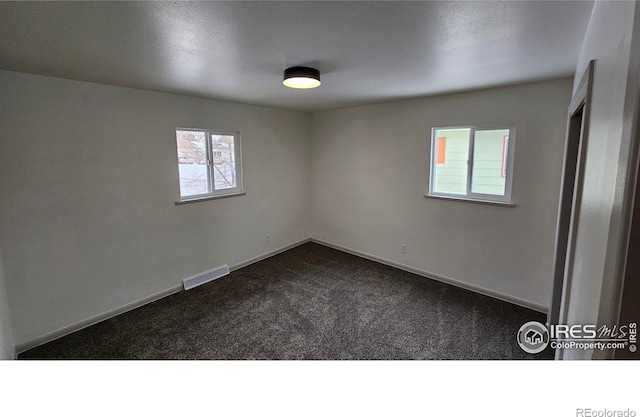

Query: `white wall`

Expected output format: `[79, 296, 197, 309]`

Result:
[0, 250, 15, 359]
[0, 72, 580, 352]
[311, 78, 573, 310]
[561, 0, 639, 359]
[0, 70, 311, 348]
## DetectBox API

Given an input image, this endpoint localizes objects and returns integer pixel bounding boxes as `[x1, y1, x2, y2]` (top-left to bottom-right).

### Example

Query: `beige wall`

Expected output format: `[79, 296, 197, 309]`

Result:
[0, 71, 311, 347]
[561, 0, 639, 359]
[311, 78, 573, 310]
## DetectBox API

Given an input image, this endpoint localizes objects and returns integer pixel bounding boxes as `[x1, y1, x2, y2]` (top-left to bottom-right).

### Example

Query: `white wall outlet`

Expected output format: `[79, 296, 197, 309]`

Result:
[266, 234, 270, 243]
[400, 244, 407, 254]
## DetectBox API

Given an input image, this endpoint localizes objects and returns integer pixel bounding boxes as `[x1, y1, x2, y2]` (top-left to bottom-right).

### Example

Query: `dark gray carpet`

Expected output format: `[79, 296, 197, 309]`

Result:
[19, 242, 554, 359]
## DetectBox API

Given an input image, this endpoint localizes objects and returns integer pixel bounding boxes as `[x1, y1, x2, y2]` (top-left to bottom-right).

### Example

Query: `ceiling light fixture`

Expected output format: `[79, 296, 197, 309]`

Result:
[283, 66, 321, 89]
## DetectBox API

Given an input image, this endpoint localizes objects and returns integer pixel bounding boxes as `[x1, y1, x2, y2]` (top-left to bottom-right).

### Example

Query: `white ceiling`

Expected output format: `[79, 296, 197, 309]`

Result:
[0, 1, 594, 111]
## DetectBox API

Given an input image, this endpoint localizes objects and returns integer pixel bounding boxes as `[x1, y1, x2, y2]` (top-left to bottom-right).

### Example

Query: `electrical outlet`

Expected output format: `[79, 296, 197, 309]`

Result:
[266, 234, 270, 243]
[400, 244, 407, 254]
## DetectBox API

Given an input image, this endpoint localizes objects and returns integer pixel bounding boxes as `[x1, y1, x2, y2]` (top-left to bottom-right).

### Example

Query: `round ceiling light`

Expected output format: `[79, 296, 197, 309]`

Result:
[283, 66, 321, 89]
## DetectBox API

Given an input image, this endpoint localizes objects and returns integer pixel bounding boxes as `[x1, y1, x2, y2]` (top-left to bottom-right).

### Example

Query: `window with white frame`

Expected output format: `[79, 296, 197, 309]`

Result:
[428, 125, 515, 204]
[175, 128, 243, 202]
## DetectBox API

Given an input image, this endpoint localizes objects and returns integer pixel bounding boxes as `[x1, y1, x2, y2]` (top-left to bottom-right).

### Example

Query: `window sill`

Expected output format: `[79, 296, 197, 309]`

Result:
[176, 191, 246, 205]
[424, 193, 516, 207]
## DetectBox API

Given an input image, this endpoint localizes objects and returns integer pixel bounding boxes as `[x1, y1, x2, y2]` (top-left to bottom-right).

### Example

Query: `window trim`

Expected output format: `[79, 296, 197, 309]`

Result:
[175, 127, 244, 203]
[427, 124, 516, 204]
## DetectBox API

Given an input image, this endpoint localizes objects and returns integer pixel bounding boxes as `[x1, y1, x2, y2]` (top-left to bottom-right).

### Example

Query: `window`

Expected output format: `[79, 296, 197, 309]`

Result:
[175, 128, 243, 202]
[428, 125, 515, 204]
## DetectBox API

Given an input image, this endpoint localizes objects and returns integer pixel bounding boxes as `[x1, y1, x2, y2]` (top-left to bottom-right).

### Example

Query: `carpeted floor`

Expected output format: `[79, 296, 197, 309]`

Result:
[19, 242, 554, 360]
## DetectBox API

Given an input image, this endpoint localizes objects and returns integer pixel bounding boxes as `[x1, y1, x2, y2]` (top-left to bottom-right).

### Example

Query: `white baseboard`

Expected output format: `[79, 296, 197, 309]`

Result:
[230, 238, 311, 272]
[15, 238, 311, 355]
[310, 238, 549, 314]
[15, 284, 183, 355]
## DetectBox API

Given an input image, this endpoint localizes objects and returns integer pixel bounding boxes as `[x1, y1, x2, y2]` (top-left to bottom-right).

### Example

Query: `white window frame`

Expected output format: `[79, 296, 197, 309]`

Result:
[175, 127, 244, 204]
[427, 125, 516, 205]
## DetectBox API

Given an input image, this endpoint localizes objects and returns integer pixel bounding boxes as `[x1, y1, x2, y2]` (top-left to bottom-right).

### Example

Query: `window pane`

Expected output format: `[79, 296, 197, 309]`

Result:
[212, 134, 236, 190]
[176, 130, 209, 197]
[471, 129, 510, 196]
[433, 128, 470, 195]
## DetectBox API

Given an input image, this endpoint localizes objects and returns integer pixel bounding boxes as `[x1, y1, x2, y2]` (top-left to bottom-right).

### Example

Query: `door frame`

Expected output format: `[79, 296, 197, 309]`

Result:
[548, 61, 594, 336]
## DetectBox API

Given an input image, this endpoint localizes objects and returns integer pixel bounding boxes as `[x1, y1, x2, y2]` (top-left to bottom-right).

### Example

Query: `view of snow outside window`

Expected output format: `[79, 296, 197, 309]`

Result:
[176, 129, 236, 198]
[177, 130, 208, 197]
[211, 134, 236, 190]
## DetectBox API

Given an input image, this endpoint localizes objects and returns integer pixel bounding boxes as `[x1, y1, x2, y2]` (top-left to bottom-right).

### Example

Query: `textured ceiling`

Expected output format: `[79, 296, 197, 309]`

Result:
[0, 1, 594, 111]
